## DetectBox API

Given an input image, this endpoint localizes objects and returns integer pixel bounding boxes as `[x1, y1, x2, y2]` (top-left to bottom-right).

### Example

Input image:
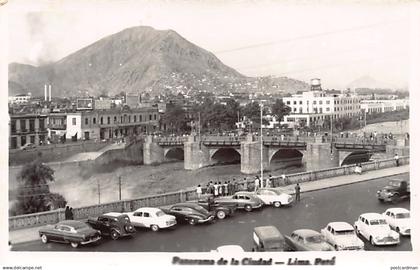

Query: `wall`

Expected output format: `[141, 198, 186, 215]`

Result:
[9, 156, 409, 230]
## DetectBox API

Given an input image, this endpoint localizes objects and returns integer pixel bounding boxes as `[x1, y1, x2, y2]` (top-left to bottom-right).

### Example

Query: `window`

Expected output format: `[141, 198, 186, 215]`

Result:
[29, 119, 35, 132]
[134, 115, 137, 122]
[72, 118, 77, 125]
[11, 120, 16, 133]
[85, 118, 89, 125]
[293, 101, 297, 105]
[143, 212, 150, 217]
[140, 115, 142, 122]
[11, 137, 17, 149]
[326, 100, 330, 105]
[20, 119, 26, 130]
[114, 116, 117, 123]
[299, 101, 303, 105]
[319, 101, 323, 105]
[154, 114, 157, 120]
[326, 108, 330, 112]
[107, 117, 110, 124]
[93, 117, 96, 124]
[100, 117, 103, 125]
[149, 114, 152, 121]
[313, 101, 316, 104]
[128, 115, 131, 122]
[286, 101, 290, 105]
[30, 135, 35, 143]
[21, 135, 26, 146]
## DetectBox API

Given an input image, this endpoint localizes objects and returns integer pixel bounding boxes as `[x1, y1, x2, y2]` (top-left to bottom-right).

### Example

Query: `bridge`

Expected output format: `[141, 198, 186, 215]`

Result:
[140, 134, 409, 174]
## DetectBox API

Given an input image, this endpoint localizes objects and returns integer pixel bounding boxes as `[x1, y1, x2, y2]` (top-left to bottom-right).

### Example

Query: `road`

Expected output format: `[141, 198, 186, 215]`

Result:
[12, 173, 411, 252]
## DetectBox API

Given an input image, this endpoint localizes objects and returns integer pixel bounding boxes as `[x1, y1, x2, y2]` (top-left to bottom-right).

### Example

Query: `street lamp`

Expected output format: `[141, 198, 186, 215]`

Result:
[260, 103, 263, 182]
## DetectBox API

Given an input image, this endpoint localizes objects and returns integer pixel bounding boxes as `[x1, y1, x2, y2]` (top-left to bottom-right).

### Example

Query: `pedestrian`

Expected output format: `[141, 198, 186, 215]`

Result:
[69, 207, 74, 220]
[261, 177, 266, 188]
[266, 174, 272, 188]
[394, 154, 400, 167]
[295, 183, 301, 202]
[254, 176, 260, 191]
[64, 206, 70, 220]
[354, 163, 362, 175]
[233, 179, 238, 194]
[281, 174, 287, 185]
[243, 177, 247, 191]
[218, 181, 223, 197]
[223, 181, 228, 196]
[214, 182, 219, 197]
[196, 184, 202, 199]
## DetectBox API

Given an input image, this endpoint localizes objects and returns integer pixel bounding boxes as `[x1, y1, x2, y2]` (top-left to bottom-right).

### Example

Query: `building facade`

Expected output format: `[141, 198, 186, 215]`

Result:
[9, 114, 48, 149]
[360, 99, 409, 114]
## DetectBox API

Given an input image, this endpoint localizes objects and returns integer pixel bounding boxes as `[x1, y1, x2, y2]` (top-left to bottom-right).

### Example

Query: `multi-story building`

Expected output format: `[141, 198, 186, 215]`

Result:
[9, 114, 48, 149]
[281, 79, 361, 128]
[48, 113, 67, 143]
[360, 99, 409, 114]
[8, 93, 31, 104]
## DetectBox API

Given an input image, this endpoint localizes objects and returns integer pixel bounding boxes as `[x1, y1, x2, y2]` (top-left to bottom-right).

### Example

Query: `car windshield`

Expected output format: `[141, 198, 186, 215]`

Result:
[335, 229, 355, 235]
[395, 213, 410, 219]
[119, 215, 130, 223]
[370, 219, 387, 225]
[155, 210, 165, 217]
[305, 235, 324, 243]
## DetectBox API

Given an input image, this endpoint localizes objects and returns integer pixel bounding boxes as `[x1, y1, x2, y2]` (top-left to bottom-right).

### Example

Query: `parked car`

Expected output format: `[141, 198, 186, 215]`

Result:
[285, 229, 334, 251]
[20, 143, 36, 150]
[39, 220, 101, 248]
[125, 207, 177, 231]
[216, 191, 264, 212]
[161, 203, 215, 225]
[252, 226, 288, 252]
[377, 179, 410, 203]
[87, 212, 136, 239]
[320, 222, 364, 250]
[254, 188, 294, 207]
[211, 245, 245, 253]
[382, 208, 411, 236]
[354, 213, 400, 246]
[198, 194, 237, 220]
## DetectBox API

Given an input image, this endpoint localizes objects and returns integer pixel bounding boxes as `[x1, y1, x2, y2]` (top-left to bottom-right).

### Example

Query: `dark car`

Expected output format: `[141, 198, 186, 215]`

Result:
[252, 226, 288, 252]
[87, 212, 136, 240]
[161, 203, 215, 225]
[377, 179, 410, 203]
[198, 194, 237, 220]
[285, 229, 334, 251]
[38, 220, 101, 248]
[216, 191, 264, 212]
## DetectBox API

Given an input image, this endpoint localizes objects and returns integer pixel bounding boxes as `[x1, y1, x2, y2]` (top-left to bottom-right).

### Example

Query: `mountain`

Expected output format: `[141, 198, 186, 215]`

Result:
[9, 26, 308, 97]
[346, 75, 396, 90]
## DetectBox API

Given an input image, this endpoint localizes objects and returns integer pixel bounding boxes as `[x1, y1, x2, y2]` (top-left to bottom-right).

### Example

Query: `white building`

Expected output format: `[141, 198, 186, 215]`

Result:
[360, 99, 409, 114]
[9, 93, 31, 104]
[281, 79, 361, 128]
[66, 112, 82, 140]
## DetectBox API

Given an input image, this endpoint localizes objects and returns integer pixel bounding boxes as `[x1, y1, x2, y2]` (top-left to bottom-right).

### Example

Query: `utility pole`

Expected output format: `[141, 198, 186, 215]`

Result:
[118, 176, 122, 201]
[260, 103, 263, 183]
[198, 112, 201, 149]
[97, 179, 101, 204]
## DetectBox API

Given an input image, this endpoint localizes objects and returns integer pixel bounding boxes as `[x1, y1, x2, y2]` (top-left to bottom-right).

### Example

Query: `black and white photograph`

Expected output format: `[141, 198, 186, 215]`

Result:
[1, 0, 419, 269]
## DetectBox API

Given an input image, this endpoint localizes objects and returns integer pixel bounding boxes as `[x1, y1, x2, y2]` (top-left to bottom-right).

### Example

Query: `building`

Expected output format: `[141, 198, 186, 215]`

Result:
[125, 93, 140, 108]
[281, 79, 361, 128]
[8, 93, 31, 104]
[9, 113, 48, 149]
[48, 113, 67, 143]
[360, 99, 409, 114]
[94, 97, 112, 110]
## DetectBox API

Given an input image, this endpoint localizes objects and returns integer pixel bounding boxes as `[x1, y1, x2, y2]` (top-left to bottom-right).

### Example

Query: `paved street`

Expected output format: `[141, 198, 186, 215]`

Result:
[12, 173, 410, 252]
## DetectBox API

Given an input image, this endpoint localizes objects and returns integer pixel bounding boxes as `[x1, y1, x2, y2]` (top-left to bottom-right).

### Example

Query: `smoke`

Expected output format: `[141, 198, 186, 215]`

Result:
[24, 12, 57, 66]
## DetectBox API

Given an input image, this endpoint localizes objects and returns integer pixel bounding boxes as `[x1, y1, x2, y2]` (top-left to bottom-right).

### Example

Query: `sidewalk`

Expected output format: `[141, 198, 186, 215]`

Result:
[9, 165, 409, 245]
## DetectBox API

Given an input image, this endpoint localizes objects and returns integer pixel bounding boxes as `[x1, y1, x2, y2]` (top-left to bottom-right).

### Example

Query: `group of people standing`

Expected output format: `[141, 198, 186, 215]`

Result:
[64, 206, 74, 220]
[197, 181, 237, 198]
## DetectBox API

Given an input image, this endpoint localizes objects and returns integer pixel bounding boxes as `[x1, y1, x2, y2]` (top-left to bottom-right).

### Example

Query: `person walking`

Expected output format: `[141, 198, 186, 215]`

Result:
[69, 207, 74, 220]
[266, 174, 272, 188]
[218, 182, 223, 197]
[223, 181, 228, 196]
[64, 206, 71, 220]
[254, 176, 260, 191]
[196, 184, 202, 199]
[394, 154, 400, 167]
[295, 183, 301, 202]
[214, 182, 219, 197]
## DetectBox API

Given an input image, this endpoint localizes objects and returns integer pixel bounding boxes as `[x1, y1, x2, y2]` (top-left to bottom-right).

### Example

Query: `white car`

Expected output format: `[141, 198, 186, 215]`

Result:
[211, 245, 245, 253]
[382, 208, 411, 236]
[254, 188, 294, 207]
[125, 207, 177, 231]
[320, 222, 364, 251]
[354, 213, 400, 246]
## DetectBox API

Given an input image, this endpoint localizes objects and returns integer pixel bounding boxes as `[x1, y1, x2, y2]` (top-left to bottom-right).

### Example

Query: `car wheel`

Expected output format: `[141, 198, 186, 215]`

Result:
[70, 242, 79, 248]
[216, 210, 226, 220]
[110, 229, 119, 240]
[273, 201, 281, 208]
[369, 236, 375, 246]
[189, 218, 197, 225]
[150, 224, 160, 232]
[391, 195, 399, 203]
[244, 204, 253, 212]
[40, 234, 48, 244]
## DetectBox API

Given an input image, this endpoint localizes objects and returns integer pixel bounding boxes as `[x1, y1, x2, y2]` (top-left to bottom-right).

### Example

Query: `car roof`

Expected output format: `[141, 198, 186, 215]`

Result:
[254, 226, 284, 240]
[385, 208, 410, 214]
[292, 229, 320, 237]
[327, 222, 354, 231]
[360, 213, 384, 220]
[134, 207, 162, 213]
[216, 245, 244, 252]
[103, 212, 127, 218]
[57, 220, 86, 227]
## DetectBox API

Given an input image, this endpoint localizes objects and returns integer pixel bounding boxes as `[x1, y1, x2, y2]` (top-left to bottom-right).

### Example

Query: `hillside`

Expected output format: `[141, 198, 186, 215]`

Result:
[9, 26, 308, 97]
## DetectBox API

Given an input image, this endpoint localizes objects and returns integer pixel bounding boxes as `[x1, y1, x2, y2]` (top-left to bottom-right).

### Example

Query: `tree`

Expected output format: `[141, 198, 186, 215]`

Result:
[271, 99, 291, 123]
[161, 102, 189, 134]
[11, 161, 67, 215]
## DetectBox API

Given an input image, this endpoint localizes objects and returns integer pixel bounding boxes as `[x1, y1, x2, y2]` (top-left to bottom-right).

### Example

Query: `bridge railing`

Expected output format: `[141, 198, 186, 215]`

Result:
[9, 155, 409, 230]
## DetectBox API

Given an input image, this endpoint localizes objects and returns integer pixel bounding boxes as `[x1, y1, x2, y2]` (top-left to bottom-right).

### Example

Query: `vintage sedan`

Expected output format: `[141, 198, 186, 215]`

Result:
[211, 245, 245, 253]
[354, 213, 400, 246]
[87, 212, 136, 239]
[125, 207, 177, 231]
[254, 188, 294, 207]
[320, 222, 364, 250]
[198, 194, 237, 220]
[39, 220, 101, 248]
[285, 229, 334, 251]
[382, 208, 411, 235]
[161, 203, 214, 225]
[216, 191, 264, 212]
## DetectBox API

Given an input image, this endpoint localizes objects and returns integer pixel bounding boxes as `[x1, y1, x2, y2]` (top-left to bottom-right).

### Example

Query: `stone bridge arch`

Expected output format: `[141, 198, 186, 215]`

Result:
[339, 150, 372, 166]
[209, 147, 241, 164]
[164, 147, 185, 161]
[268, 148, 305, 168]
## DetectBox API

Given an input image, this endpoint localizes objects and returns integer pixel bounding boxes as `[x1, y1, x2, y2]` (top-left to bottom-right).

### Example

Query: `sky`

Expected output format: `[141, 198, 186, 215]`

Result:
[6, 0, 418, 89]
